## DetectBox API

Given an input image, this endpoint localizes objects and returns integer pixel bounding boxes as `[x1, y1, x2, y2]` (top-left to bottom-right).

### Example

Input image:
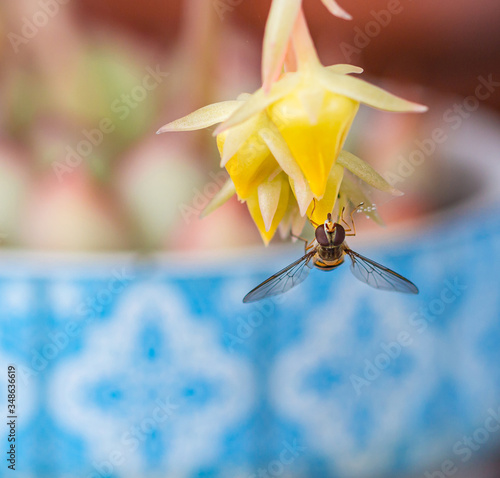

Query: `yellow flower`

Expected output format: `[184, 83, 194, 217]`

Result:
[262, 0, 352, 90]
[216, 110, 280, 200]
[157, 4, 427, 245]
[246, 172, 290, 245]
[265, 78, 358, 199]
[198, 146, 401, 243]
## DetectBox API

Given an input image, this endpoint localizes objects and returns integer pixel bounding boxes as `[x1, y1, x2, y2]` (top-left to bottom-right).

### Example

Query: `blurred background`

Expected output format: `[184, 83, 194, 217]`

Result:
[1, 0, 500, 250]
[1, 0, 500, 477]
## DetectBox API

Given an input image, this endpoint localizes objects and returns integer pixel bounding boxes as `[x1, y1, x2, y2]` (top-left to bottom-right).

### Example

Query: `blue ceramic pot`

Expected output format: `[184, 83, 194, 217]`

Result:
[3, 120, 500, 478]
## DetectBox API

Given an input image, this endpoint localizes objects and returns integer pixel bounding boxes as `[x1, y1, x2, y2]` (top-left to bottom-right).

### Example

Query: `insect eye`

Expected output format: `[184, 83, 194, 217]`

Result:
[333, 224, 345, 246]
[315, 225, 330, 246]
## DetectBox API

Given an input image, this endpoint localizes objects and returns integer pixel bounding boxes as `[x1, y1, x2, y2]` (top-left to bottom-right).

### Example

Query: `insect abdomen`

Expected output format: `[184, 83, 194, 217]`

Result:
[314, 246, 344, 271]
[313, 257, 344, 271]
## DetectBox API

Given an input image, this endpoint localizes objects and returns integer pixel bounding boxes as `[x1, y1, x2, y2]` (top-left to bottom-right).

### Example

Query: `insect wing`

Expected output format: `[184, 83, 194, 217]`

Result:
[243, 251, 315, 303]
[344, 247, 419, 294]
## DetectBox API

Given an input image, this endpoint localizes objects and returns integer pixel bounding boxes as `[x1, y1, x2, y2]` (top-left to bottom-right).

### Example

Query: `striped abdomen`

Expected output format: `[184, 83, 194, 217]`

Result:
[313, 246, 345, 271]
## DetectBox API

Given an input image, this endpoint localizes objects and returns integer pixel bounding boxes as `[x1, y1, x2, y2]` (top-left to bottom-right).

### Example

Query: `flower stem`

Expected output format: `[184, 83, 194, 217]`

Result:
[292, 9, 321, 71]
[284, 39, 297, 73]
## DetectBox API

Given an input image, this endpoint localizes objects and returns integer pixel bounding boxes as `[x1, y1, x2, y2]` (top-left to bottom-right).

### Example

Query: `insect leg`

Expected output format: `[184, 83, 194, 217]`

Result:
[340, 206, 356, 236]
[344, 202, 364, 236]
[308, 199, 320, 228]
[339, 206, 351, 231]
[291, 233, 314, 252]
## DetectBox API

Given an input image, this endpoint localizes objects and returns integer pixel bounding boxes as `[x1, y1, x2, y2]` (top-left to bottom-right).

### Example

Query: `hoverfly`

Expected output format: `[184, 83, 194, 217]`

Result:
[243, 204, 418, 303]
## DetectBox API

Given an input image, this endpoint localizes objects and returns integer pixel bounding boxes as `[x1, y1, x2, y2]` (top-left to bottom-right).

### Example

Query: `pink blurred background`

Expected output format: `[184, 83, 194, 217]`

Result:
[1, 0, 499, 251]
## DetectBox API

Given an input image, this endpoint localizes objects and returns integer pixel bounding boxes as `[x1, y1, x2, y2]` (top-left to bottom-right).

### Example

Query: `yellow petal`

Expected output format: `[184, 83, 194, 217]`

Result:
[246, 174, 290, 245]
[218, 131, 280, 200]
[320, 0, 352, 20]
[258, 176, 283, 232]
[335, 191, 349, 225]
[297, 85, 325, 125]
[219, 114, 260, 167]
[337, 150, 403, 196]
[261, 0, 302, 91]
[156, 101, 243, 133]
[288, 175, 313, 217]
[326, 64, 363, 75]
[278, 194, 295, 239]
[291, 208, 307, 237]
[339, 174, 384, 226]
[278, 197, 308, 239]
[317, 68, 428, 113]
[214, 73, 300, 136]
[200, 178, 236, 218]
[268, 80, 358, 198]
[307, 163, 344, 225]
[258, 118, 311, 215]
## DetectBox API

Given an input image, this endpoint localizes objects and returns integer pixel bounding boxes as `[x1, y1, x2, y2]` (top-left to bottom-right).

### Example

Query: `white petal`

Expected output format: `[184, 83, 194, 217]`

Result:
[258, 177, 282, 232]
[268, 166, 283, 182]
[278, 202, 293, 239]
[200, 178, 236, 218]
[337, 150, 403, 196]
[289, 176, 313, 217]
[237, 93, 252, 101]
[320, 0, 352, 20]
[214, 73, 300, 135]
[278, 218, 291, 239]
[318, 69, 428, 112]
[339, 175, 384, 226]
[326, 64, 363, 75]
[262, 0, 302, 90]
[157, 101, 243, 133]
[258, 120, 312, 215]
[219, 114, 260, 167]
[291, 208, 307, 236]
[278, 201, 308, 239]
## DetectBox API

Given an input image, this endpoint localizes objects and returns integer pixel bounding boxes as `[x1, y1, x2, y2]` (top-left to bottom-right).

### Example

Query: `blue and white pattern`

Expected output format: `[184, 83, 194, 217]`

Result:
[2, 206, 500, 478]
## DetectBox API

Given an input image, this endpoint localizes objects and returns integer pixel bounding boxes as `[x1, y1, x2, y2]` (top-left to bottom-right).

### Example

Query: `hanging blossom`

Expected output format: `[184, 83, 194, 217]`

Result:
[157, 0, 427, 245]
[261, 0, 352, 92]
